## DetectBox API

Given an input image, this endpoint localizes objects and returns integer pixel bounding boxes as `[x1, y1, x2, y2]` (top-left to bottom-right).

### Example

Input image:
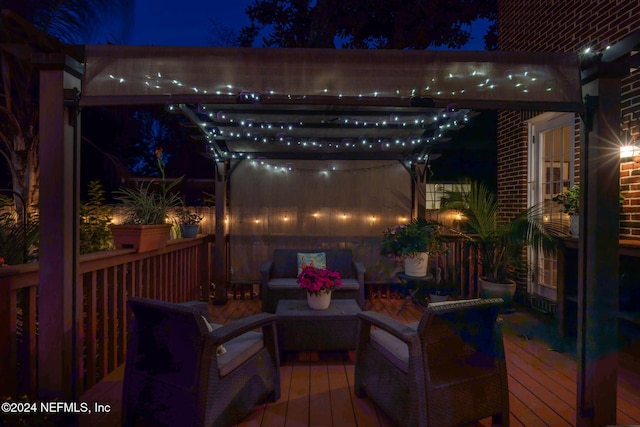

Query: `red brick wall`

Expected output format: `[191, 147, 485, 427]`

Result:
[497, 0, 640, 237]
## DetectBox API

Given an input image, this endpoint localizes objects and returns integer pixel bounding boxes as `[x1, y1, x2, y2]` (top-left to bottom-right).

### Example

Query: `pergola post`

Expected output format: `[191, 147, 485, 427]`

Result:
[213, 159, 229, 304]
[576, 64, 624, 426]
[35, 53, 83, 399]
[411, 163, 428, 219]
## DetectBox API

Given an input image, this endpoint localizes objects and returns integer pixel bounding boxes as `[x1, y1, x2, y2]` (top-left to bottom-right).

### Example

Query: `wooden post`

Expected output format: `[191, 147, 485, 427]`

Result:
[35, 54, 83, 399]
[213, 159, 228, 304]
[199, 237, 212, 302]
[576, 67, 623, 426]
[411, 163, 428, 219]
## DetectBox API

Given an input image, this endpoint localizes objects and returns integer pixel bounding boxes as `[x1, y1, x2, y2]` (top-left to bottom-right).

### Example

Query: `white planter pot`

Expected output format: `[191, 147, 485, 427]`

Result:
[569, 215, 579, 237]
[404, 252, 429, 277]
[307, 289, 332, 310]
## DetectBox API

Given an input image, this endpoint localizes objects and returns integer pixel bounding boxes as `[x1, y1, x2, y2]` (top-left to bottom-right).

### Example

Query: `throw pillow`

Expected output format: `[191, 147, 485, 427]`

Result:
[297, 252, 326, 275]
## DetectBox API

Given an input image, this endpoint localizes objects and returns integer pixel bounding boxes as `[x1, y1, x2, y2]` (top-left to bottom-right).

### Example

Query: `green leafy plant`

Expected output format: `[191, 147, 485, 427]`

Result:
[441, 180, 559, 284]
[80, 180, 114, 254]
[551, 185, 580, 215]
[551, 184, 623, 215]
[113, 148, 183, 225]
[380, 218, 443, 259]
[175, 206, 203, 225]
[0, 195, 39, 265]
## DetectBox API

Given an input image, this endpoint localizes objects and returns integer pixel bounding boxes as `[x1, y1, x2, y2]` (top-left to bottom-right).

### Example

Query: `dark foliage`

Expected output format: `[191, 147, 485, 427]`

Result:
[238, 0, 497, 49]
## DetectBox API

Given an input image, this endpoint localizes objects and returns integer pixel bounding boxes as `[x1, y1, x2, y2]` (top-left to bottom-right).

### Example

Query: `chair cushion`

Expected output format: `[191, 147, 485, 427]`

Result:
[369, 322, 419, 373]
[217, 331, 264, 377]
[297, 252, 326, 274]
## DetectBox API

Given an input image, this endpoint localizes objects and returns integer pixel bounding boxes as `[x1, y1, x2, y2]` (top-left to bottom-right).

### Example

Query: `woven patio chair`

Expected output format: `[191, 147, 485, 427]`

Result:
[122, 297, 280, 427]
[354, 298, 509, 426]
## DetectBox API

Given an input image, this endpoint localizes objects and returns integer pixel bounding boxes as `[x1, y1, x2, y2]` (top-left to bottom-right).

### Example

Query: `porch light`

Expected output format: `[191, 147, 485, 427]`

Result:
[620, 144, 640, 161]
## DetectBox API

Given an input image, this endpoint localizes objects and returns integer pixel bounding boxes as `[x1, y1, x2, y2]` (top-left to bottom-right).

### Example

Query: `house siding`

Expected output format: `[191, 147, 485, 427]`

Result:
[498, 0, 640, 237]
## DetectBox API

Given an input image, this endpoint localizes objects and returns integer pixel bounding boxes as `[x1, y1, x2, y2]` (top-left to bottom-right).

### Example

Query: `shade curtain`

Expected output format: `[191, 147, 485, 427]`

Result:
[229, 159, 411, 284]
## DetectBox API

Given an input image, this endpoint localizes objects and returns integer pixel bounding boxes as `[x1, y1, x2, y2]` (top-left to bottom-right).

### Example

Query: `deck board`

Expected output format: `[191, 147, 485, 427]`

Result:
[78, 298, 640, 427]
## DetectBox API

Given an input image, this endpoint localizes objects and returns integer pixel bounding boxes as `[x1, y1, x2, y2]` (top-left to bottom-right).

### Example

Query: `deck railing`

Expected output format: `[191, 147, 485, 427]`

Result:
[434, 233, 482, 298]
[0, 235, 211, 398]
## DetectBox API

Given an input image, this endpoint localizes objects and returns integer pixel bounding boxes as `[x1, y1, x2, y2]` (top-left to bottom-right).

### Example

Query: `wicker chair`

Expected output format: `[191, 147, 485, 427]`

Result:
[354, 298, 509, 427]
[122, 297, 280, 427]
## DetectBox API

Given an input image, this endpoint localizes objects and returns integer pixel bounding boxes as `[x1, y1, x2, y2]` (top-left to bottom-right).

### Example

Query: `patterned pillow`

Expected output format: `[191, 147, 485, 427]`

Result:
[297, 252, 326, 275]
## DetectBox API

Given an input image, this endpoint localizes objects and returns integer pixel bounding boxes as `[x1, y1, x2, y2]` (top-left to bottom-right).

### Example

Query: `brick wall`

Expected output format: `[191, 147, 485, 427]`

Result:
[498, 0, 640, 237]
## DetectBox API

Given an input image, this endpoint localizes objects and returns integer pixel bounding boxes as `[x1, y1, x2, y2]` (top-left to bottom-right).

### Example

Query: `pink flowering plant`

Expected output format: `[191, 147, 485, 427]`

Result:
[297, 266, 342, 295]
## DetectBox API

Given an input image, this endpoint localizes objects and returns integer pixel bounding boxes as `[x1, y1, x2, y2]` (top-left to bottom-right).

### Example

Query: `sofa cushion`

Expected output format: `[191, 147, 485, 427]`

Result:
[268, 277, 360, 290]
[297, 252, 326, 274]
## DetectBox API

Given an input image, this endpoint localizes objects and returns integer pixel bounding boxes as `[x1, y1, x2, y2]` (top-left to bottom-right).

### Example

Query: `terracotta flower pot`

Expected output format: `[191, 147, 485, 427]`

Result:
[109, 224, 172, 253]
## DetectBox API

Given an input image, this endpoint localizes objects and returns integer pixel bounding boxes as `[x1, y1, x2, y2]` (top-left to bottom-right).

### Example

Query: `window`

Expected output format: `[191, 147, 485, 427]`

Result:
[528, 113, 576, 301]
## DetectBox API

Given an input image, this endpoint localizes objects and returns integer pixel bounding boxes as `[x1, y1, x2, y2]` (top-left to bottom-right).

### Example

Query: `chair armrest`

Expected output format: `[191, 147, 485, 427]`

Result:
[357, 311, 418, 344]
[209, 312, 278, 345]
[353, 261, 366, 277]
[177, 300, 210, 318]
[492, 320, 506, 360]
[260, 260, 274, 277]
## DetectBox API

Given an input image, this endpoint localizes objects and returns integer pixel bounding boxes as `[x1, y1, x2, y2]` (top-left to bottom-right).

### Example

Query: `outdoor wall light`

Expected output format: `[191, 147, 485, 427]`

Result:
[620, 144, 640, 161]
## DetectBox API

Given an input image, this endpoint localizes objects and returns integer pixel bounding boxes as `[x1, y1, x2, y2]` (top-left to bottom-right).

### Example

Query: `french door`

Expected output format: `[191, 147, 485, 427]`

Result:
[528, 113, 575, 301]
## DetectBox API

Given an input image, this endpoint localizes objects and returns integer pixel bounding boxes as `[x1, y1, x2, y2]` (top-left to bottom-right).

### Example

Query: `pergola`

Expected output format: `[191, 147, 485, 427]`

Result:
[37, 40, 638, 425]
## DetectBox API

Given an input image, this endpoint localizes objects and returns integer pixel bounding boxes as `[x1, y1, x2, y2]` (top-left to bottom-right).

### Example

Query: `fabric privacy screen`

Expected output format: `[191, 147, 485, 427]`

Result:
[229, 160, 411, 283]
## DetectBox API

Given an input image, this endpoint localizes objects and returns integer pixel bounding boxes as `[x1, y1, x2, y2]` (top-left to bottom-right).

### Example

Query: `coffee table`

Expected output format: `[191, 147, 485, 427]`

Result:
[275, 299, 361, 358]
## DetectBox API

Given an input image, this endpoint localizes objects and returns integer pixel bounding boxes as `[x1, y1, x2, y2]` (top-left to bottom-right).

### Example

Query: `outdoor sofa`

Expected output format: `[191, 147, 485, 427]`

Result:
[260, 248, 366, 312]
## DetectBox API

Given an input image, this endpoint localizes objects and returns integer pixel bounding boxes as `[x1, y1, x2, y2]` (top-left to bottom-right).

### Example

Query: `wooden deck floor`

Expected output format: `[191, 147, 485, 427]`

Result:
[79, 298, 640, 427]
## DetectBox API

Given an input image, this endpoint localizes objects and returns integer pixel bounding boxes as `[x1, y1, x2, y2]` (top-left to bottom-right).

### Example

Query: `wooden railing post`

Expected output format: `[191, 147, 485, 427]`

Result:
[0, 279, 16, 397]
[200, 237, 212, 302]
[35, 53, 83, 400]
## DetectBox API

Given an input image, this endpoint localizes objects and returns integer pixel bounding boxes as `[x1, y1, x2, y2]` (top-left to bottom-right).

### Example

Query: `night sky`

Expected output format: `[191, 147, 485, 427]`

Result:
[127, 0, 251, 46]
[126, 0, 490, 48]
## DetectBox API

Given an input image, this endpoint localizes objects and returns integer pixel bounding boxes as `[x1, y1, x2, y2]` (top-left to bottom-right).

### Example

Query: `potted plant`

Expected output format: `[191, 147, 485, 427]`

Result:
[441, 180, 558, 307]
[551, 184, 580, 237]
[110, 148, 183, 252]
[380, 218, 442, 277]
[297, 265, 342, 310]
[175, 206, 203, 238]
[551, 184, 624, 238]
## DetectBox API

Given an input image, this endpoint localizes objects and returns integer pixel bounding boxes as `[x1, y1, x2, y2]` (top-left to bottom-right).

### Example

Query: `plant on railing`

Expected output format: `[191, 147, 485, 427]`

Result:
[551, 185, 580, 215]
[80, 180, 114, 254]
[113, 148, 183, 225]
[175, 206, 203, 225]
[551, 184, 624, 215]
